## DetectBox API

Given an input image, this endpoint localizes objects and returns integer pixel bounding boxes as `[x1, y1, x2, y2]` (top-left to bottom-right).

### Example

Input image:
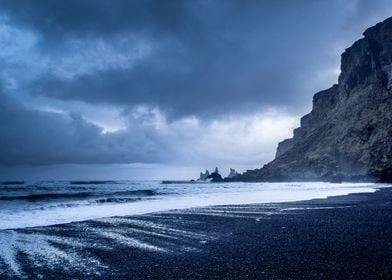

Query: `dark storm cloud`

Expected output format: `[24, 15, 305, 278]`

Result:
[0, 0, 191, 39]
[0, 91, 172, 165]
[4, 0, 390, 118]
[1, 0, 392, 169]
[0, 89, 294, 166]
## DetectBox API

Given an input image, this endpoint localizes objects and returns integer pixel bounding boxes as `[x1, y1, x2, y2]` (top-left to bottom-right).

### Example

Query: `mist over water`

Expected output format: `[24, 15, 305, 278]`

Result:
[0, 180, 379, 230]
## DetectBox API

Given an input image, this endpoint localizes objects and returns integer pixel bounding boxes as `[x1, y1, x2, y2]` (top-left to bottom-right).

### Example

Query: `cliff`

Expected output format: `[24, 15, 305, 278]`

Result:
[239, 17, 392, 183]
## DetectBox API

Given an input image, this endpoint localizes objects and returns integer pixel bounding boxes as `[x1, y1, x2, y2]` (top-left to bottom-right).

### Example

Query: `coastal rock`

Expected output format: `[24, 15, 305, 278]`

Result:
[275, 139, 294, 159]
[199, 169, 210, 181]
[206, 167, 223, 182]
[206, 172, 223, 182]
[226, 168, 239, 178]
[239, 17, 392, 183]
[197, 168, 224, 182]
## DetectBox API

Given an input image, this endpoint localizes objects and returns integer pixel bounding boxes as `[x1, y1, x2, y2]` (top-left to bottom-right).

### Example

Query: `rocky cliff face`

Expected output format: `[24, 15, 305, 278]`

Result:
[239, 17, 392, 183]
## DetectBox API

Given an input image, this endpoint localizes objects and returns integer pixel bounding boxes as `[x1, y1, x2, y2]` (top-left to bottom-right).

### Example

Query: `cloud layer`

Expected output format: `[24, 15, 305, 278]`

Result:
[0, 91, 297, 166]
[0, 0, 392, 178]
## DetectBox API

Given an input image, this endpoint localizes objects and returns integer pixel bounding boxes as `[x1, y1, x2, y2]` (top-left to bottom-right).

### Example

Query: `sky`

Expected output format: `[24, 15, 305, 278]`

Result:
[0, 0, 392, 180]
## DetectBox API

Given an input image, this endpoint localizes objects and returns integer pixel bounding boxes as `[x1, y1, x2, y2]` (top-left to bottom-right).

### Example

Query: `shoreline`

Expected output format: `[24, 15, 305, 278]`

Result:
[0, 187, 391, 279]
[0, 182, 377, 230]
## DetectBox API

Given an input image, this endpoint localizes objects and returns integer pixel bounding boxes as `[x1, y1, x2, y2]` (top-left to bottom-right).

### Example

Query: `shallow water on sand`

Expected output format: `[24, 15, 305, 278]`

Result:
[0, 180, 380, 229]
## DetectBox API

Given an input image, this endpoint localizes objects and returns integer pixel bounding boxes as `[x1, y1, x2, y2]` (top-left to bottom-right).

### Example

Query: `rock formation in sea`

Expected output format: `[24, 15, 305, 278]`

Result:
[226, 168, 239, 179]
[238, 17, 392, 183]
[206, 170, 223, 182]
[198, 169, 210, 181]
[196, 167, 224, 182]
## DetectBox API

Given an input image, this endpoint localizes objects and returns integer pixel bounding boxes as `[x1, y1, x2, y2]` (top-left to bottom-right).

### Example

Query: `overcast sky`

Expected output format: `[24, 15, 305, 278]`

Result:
[0, 0, 391, 180]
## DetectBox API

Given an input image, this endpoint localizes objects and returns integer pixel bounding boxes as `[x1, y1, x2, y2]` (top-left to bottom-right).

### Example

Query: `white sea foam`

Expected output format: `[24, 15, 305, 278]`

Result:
[0, 181, 388, 277]
[0, 181, 383, 230]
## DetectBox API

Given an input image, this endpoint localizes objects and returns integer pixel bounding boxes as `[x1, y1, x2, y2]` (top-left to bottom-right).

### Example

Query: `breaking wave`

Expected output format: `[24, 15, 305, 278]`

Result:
[0, 180, 382, 230]
[0, 189, 157, 201]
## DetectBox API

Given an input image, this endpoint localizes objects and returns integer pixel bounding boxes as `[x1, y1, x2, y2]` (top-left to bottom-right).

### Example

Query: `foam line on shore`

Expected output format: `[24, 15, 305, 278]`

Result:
[0, 182, 379, 230]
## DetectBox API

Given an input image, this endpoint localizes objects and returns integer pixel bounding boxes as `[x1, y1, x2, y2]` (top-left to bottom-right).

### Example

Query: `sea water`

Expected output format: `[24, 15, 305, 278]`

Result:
[0, 180, 382, 230]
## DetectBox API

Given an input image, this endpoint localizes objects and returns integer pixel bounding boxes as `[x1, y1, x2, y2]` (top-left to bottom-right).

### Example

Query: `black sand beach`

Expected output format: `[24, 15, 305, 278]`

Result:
[1, 187, 392, 279]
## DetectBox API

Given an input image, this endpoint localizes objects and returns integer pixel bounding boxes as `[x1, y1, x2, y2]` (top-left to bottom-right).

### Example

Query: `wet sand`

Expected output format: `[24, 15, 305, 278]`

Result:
[0, 187, 391, 279]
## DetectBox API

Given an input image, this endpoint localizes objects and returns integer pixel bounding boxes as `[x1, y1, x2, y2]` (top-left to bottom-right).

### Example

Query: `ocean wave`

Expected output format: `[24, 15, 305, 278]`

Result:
[0, 192, 94, 201]
[93, 197, 142, 204]
[0, 185, 57, 192]
[0, 189, 158, 201]
[70, 181, 118, 185]
[111, 189, 157, 196]
[1, 181, 24, 185]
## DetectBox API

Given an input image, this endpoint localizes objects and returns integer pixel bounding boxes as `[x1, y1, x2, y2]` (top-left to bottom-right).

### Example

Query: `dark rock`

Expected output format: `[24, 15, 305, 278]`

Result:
[198, 169, 210, 181]
[226, 168, 240, 179]
[239, 17, 392, 183]
[275, 139, 294, 159]
[206, 172, 223, 182]
[1, 181, 24, 185]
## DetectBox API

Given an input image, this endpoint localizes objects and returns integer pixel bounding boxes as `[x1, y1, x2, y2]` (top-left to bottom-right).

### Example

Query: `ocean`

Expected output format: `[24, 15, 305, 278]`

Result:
[0, 180, 380, 230]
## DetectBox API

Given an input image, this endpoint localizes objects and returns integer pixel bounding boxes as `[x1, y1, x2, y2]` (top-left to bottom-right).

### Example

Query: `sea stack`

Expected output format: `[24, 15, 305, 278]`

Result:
[239, 17, 392, 183]
[226, 168, 239, 179]
[206, 167, 223, 182]
[198, 169, 210, 181]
